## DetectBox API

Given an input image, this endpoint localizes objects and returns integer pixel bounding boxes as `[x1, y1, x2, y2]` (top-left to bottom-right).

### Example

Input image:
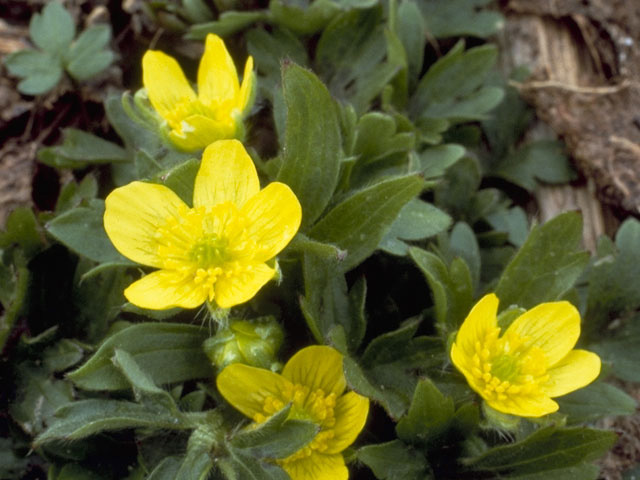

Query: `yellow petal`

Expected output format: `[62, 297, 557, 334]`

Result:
[453, 294, 500, 358]
[104, 181, 187, 268]
[237, 56, 255, 114]
[240, 182, 302, 262]
[213, 262, 275, 308]
[197, 34, 239, 106]
[282, 346, 346, 396]
[216, 363, 292, 419]
[450, 342, 477, 390]
[193, 140, 260, 209]
[124, 270, 208, 310]
[505, 301, 580, 366]
[489, 394, 559, 418]
[142, 50, 196, 124]
[326, 391, 369, 454]
[543, 349, 601, 398]
[167, 114, 237, 152]
[282, 453, 348, 480]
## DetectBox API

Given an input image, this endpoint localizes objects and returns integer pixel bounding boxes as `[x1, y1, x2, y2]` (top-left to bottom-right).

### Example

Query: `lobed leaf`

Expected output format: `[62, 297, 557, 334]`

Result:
[495, 211, 589, 310]
[29, 1, 75, 56]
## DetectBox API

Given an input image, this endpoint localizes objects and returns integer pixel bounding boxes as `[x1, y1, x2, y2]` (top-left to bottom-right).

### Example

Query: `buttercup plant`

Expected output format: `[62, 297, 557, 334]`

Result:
[217, 345, 369, 480]
[103, 139, 301, 310]
[5, 1, 633, 478]
[142, 33, 255, 152]
[450, 293, 601, 417]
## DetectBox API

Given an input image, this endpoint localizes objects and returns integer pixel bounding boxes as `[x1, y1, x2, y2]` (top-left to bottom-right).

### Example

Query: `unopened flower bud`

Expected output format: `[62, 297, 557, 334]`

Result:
[203, 316, 284, 370]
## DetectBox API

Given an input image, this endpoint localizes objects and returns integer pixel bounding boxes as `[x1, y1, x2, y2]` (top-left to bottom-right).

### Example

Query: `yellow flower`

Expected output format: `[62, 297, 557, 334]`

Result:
[451, 294, 601, 417]
[217, 346, 369, 480]
[142, 33, 255, 152]
[103, 139, 301, 310]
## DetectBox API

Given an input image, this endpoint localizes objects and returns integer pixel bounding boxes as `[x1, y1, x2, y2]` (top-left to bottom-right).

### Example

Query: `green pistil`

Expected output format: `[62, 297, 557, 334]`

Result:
[490, 354, 519, 382]
[190, 234, 229, 266]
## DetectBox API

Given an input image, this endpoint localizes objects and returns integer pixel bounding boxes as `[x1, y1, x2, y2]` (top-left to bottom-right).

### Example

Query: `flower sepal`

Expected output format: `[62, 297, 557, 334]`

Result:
[481, 402, 521, 432]
[119, 89, 166, 136]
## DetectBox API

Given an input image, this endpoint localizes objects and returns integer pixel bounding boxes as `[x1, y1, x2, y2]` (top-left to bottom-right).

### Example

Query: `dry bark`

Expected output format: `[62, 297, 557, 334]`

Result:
[504, 0, 640, 218]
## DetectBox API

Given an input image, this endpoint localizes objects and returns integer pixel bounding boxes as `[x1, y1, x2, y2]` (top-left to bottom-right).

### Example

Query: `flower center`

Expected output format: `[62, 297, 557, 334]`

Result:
[190, 234, 230, 266]
[253, 383, 338, 464]
[469, 328, 549, 404]
[154, 203, 257, 302]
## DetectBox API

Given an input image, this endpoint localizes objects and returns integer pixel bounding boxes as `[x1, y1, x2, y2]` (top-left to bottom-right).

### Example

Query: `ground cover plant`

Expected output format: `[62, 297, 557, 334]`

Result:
[1, 1, 640, 479]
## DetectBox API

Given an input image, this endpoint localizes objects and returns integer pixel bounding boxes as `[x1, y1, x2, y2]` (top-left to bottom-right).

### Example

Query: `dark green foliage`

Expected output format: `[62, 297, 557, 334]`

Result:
[2, 0, 630, 478]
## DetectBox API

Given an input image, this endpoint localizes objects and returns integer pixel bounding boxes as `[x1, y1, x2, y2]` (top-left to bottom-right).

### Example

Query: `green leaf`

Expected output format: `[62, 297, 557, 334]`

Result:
[495, 211, 589, 309]
[147, 457, 183, 480]
[4, 49, 63, 95]
[494, 140, 575, 191]
[29, 1, 75, 55]
[358, 440, 431, 480]
[65, 24, 114, 81]
[104, 93, 192, 182]
[445, 222, 480, 290]
[269, 0, 339, 35]
[56, 175, 99, 213]
[397, 0, 425, 89]
[70, 259, 130, 343]
[68, 323, 212, 390]
[592, 318, 640, 382]
[181, 0, 215, 23]
[352, 112, 415, 164]
[411, 42, 502, 123]
[343, 356, 407, 419]
[45, 199, 131, 264]
[586, 218, 640, 335]
[231, 405, 318, 459]
[157, 158, 199, 205]
[187, 11, 268, 39]
[0, 438, 29, 480]
[300, 252, 365, 349]
[419, 144, 465, 178]
[247, 28, 309, 95]
[38, 128, 129, 169]
[557, 382, 636, 424]
[463, 426, 616, 478]
[175, 449, 213, 480]
[0, 206, 42, 258]
[344, 327, 443, 419]
[434, 156, 481, 220]
[420, 0, 504, 38]
[34, 398, 189, 446]
[396, 379, 454, 444]
[486, 207, 529, 247]
[316, 8, 398, 113]
[277, 63, 342, 228]
[409, 247, 473, 333]
[43, 339, 85, 373]
[50, 464, 105, 480]
[360, 318, 421, 368]
[112, 349, 179, 410]
[226, 449, 290, 480]
[310, 175, 424, 272]
[9, 364, 74, 436]
[482, 68, 533, 159]
[0, 252, 30, 352]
